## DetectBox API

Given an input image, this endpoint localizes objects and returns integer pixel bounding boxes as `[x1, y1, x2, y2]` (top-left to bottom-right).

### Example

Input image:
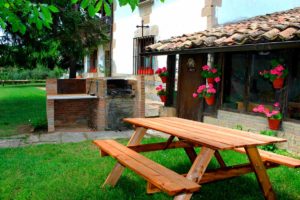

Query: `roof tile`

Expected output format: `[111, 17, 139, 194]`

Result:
[146, 7, 300, 52]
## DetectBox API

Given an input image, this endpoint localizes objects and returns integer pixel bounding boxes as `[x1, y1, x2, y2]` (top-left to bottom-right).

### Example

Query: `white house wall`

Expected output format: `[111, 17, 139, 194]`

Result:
[113, 0, 207, 75]
[216, 0, 300, 25]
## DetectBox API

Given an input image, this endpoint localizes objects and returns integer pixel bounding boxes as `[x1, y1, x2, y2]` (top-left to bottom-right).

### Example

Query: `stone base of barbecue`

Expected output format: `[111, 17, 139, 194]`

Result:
[46, 76, 145, 132]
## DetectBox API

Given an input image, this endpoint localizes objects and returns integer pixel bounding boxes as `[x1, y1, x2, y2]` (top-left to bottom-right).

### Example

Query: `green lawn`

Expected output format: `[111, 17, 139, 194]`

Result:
[0, 84, 46, 137]
[0, 138, 299, 200]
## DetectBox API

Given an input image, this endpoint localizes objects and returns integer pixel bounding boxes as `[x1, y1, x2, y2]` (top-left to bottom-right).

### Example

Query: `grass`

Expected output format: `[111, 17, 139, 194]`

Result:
[0, 84, 46, 137]
[0, 137, 299, 200]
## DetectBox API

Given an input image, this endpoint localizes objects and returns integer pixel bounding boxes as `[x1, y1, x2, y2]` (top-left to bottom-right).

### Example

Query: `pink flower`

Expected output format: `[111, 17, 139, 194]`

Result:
[270, 69, 280, 75]
[208, 83, 214, 88]
[155, 68, 161, 74]
[253, 108, 258, 112]
[161, 67, 167, 72]
[207, 88, 216, 94]
[156, 85, 163, 91]
[214, 77, 221, 83]
[273, 102, 280, 107]
[266, 112, 273, 118]
[257, 105, 265, 113]
[271, 110, 279, 115]
[192, 93, 198, 98]
[276, 65, 284, 72]
[211, 68, 217, 74]
[202, 65, 210, 71]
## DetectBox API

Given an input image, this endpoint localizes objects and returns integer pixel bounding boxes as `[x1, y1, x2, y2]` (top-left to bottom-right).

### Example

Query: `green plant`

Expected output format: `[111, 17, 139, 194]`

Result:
[29, 117, 48, 131]
[155, 84, 167, 96]
[252, 102, 282, 120]
[234, 124, 243, 130]
[192, 83, 216, 98]
[259, 60, 288, 82]
[260, 130, 277, 152]
[201, 65, 221, 80]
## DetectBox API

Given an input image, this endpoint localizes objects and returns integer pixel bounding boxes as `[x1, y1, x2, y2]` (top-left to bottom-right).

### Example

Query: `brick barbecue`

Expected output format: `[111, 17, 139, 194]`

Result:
[46, 77, 145, 132]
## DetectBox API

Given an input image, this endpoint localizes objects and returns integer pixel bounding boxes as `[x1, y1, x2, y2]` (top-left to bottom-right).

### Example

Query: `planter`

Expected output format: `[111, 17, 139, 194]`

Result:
[268, 118, 281, 130]
[272, 78, 284, 89]
[206, 78, 214, 84]
[159, 95, 167, 103]
[204, 95, 215, 106]
[160, 76, 167, 83]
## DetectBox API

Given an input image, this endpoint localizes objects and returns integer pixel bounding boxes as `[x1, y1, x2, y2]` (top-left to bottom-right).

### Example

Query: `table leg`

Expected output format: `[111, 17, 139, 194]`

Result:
[214, 150, 227, 168]
[178, 138, 197, 163]
[102, 127, 147, 187]
[245, 146, 276, 200]
[174, 147, 215, 200]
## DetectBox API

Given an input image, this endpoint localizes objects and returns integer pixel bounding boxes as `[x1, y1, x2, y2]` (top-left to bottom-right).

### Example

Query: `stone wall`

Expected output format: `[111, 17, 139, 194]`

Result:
[46, 77, 145, 132]
[204, 110, 300, 155]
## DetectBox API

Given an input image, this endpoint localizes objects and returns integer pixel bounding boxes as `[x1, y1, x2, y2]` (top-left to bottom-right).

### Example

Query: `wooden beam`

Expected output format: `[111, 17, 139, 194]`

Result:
[146, 161, 278, 195]
[166, 55, 176, 106]
[102, 127, 147, 187]
[245, 146, 276, 200]
[174, 147, 215, 200]
[214, 150, 227, 168]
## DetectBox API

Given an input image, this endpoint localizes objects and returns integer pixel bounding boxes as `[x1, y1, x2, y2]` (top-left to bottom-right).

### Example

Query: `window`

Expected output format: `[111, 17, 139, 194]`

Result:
[287, 51, 300, 120]
[223, 51, 281, 112]
[133, 36, 155, 74]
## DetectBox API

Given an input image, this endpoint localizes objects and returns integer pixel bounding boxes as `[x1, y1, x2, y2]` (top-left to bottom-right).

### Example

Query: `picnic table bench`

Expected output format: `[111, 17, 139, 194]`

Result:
[94, 117, 300, 200]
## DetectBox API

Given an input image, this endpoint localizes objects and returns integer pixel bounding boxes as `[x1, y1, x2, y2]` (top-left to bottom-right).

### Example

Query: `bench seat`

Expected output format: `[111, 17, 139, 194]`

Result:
[234, 148, 300, 168]
[94, 140, 200, 196]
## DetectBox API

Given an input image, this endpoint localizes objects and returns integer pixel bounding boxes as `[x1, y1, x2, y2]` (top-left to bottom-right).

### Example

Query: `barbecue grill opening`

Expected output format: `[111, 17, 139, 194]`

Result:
[107, 79, 134, 97]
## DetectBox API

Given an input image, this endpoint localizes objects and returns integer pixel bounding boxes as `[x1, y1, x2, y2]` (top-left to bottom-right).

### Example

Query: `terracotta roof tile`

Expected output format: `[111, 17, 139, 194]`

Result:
[145, 7, 300, 52]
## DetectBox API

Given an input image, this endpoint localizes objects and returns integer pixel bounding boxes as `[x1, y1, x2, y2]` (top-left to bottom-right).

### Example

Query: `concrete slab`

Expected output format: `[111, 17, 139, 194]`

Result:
[0, 139, 21, 148]
[61, 132, 86, 143]
[39, 132, 61, 143]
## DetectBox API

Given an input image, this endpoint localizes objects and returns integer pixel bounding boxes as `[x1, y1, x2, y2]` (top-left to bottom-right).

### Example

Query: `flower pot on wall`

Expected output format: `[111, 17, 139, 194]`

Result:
[268, 118, 281, 130]
[159, 95, 167, 103]
[206, 78, 214, 84]
[160, 76, 167, 83]
[204, 96, 215, 106]
[272, 78, 284, 89]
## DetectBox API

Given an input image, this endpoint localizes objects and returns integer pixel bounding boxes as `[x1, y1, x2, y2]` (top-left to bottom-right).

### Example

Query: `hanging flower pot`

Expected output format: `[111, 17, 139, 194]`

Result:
[206, 78, 214, 84]
[159, 95, 167, 103]
[160, 76, 167, 83]
[204, 95, 215, 106]
[268, 118, 281, 130]
[272, 78, 284, 89]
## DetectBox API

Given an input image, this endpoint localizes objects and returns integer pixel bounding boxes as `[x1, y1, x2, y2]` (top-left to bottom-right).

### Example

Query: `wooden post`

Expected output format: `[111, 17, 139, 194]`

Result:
[245, 146, 276, 200]
[174, 147, 215, 200]
[102, 127, 147, 187]
[166, 55, 176, 107]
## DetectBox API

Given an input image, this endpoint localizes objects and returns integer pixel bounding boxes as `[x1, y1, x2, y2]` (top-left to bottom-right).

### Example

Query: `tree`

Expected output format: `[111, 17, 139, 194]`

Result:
[0, 0, 165, 35]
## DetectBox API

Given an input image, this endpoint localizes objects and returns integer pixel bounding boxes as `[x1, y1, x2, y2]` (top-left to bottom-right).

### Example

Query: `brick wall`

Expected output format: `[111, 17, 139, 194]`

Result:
[46, 79, 57, 95]
[203, 110, 300, 155]
[54, 99, 94, 128]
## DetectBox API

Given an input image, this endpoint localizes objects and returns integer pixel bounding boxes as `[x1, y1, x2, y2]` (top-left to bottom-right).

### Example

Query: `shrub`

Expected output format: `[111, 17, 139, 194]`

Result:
[29, 117, 48, 131]
[260, 130, 277, 152]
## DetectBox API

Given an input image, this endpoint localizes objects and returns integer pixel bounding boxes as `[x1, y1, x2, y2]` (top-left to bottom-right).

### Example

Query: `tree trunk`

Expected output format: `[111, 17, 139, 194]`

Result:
[69, 59, 77, 78]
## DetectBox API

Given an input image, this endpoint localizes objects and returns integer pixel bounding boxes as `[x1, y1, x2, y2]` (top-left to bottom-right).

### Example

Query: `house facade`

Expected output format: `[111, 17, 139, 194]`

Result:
[145, 6, 300, 155]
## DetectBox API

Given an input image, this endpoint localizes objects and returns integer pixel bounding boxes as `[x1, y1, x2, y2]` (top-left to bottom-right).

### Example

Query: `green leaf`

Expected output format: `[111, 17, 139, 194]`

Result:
[48, 5, 59, 13]
[94, 0, 103, 13]
[80, 0, 90, 9]
[71, 0, 79, 4]
[88, 5, 95, 17]
[19, 24, 26, 34]
[103, 2, 111, 16]
[41, 6, 52, 21]
[36, 19, 43, 30]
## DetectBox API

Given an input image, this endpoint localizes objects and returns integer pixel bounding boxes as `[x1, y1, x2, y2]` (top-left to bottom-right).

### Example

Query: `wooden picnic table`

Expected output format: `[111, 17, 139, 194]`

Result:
[94, 117, 300, 200]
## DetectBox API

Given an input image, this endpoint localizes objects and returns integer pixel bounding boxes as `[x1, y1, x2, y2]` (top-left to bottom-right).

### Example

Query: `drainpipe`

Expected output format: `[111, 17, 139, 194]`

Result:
[206, 53, 214, 85]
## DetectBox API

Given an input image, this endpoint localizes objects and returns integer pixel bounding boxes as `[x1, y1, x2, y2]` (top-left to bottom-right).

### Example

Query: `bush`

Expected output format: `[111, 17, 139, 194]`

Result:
[260, 130, 277, 152]
[0, 66, 65, 80]
[29, 117, 48, 131]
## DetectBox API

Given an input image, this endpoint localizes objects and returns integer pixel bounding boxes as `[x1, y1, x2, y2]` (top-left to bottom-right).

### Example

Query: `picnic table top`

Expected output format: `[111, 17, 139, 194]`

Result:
[124, 117, 286, 150]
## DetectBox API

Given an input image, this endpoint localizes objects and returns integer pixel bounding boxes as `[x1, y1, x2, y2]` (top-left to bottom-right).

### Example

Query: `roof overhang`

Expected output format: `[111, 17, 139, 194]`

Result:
[141, 40, 300, 56]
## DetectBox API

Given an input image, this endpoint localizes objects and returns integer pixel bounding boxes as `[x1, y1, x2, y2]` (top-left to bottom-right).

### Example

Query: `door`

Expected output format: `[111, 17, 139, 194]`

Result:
[177, 54, 207, 121]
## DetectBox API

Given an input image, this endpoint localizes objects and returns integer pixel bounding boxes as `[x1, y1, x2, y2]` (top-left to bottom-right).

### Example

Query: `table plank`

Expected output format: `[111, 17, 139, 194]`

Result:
[165, 117, 285, 143]
[124, 117, 286, 150]
[124, 118, 232, 150]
